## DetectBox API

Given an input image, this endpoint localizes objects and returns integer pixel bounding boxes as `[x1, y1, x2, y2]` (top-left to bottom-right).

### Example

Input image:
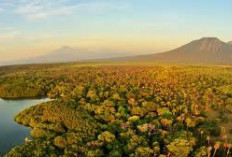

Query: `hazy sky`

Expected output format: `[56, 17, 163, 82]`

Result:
[0, 0, 232, 61]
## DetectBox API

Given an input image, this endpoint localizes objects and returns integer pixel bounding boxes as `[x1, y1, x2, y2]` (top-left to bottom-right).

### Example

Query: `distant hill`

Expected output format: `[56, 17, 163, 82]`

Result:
[2, 37, 232, 66]
[102, 37, 232, 64]
[1, 47, 137, 66]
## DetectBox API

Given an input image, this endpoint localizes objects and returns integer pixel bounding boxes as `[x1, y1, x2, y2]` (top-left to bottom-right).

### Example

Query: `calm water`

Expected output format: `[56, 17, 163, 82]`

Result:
[0, 98, 51, 156]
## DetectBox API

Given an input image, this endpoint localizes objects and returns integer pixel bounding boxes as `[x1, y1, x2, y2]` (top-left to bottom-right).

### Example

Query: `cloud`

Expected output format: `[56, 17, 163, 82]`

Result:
[24, 34, 53, 41]
[0, 26, 22, 41]
[0, 26, 16, 31]
[1, 0, 128, 20]
[15, 0, 74, 19]
[11, 0, 111, 20]
[0, 8, 5, 12]
[0, 26, 53, 42]
[0, 30, 21, 41]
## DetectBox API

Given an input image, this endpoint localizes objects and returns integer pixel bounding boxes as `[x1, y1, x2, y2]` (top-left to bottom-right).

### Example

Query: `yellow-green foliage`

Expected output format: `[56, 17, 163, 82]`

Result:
[98, 131, 115, 143]
[2, 64, 232, 157]
[167, 138, 195, 157]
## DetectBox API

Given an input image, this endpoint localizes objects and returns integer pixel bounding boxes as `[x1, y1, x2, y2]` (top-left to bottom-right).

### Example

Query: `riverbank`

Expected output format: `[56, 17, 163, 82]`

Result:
[0, 98, 51, 155]
[0, 96, 46, 101]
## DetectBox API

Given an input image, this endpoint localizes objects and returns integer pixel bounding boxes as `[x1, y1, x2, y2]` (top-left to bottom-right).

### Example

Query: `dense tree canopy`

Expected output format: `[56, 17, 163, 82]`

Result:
[1, 63, 232, 157]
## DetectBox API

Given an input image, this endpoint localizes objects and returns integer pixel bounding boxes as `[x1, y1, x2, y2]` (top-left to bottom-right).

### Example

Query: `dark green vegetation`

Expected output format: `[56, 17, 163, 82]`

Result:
[1, 63, 232, 157]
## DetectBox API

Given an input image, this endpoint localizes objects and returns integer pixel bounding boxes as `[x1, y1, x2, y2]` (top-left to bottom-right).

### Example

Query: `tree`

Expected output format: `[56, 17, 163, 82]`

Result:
[167, 138, 194, 157]
[54, 136, 67, 149]
[185, 117, 196, 140]
[135, 147, 154, 157]
[98, 131, 115, 143]
[212, 142, 220, 157]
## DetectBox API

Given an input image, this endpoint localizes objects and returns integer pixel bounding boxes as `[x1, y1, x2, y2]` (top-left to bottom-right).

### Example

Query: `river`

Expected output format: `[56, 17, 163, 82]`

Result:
[0, 98, 51, 156]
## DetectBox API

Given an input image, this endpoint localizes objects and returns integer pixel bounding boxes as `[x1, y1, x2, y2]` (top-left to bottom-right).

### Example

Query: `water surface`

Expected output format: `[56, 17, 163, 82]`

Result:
[0, 98, 50, 156]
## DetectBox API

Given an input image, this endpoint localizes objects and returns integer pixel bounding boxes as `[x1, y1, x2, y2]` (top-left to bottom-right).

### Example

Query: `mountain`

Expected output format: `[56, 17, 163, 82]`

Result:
[103, 37, 232, 64]
[228, 41, 232, 45]
[2, 37, 232, 66]
[1, 47, 137, 66]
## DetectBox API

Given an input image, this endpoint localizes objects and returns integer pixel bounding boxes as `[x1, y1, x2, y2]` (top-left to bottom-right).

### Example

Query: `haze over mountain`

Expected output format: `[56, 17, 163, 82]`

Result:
[102, 37, 232, 65]
[0, 47, 138, 66]
[228, 41, 232, 45]
[1, 37, 232, 66]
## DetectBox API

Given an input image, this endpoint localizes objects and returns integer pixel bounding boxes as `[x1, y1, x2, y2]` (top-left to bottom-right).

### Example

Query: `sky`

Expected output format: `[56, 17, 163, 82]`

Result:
[0, 0, 232, 62]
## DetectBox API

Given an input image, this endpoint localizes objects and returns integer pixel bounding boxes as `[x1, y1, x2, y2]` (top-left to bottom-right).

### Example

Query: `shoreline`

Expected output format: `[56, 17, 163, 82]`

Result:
[0, 96, 49, 101]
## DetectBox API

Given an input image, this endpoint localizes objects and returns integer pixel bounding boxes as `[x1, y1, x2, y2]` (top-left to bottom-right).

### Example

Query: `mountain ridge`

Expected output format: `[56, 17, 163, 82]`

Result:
[1, 37, 232, 66]
[0, 48, 138, 66]
[228, 41, 232, 45]
[99, 37, 232, 64]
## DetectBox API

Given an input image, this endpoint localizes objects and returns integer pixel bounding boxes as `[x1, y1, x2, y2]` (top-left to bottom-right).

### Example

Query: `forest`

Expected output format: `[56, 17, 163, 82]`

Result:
[1, 63, 232, 157]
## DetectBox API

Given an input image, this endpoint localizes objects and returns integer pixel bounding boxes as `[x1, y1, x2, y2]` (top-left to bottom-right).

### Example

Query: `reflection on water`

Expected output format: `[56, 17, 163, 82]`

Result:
[0, 98, 51, 156]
